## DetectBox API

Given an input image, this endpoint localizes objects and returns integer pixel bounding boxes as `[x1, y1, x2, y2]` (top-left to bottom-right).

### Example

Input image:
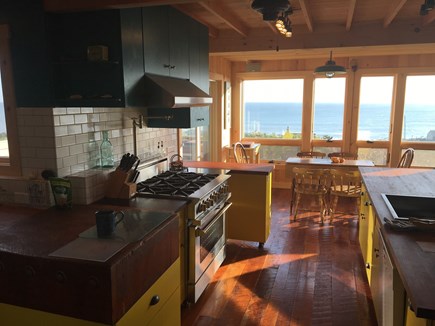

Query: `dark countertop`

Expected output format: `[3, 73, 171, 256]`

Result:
[359, 167, 435, 319]
[0, 196, 187, 324]
[183, 160, 274, 175]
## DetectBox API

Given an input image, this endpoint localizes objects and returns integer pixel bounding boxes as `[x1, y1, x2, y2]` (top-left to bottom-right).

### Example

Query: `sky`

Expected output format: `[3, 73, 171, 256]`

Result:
[243, 76, 435, 105]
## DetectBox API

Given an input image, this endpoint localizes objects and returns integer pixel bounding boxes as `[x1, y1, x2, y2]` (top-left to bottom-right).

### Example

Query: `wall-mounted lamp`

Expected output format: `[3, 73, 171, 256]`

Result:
[314, 51, 347, 78]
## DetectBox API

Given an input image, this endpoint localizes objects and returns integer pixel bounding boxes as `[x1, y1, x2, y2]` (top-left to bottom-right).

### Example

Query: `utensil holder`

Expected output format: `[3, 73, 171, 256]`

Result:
[105, 169, 137, 199]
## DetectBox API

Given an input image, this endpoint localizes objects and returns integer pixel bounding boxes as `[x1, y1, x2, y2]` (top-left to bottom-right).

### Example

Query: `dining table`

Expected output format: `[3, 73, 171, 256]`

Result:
[285, 157, 375, 178]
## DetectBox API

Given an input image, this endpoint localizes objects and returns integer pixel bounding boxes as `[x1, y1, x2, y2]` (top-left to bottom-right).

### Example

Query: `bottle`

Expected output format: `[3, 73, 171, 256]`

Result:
[88, 136, 101, 168]
[100, 130, 114, 168]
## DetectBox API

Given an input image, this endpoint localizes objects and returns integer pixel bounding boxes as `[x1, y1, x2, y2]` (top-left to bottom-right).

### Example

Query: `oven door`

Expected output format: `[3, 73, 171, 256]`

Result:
[187, 201, 232, 302]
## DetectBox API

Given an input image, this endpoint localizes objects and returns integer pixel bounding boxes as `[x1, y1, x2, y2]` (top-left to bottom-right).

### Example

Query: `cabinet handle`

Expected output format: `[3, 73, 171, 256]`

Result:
[365, 263, 370, 269]
[360, 213, 365, 220]
[163, 64, 171, 68]
[150, 295, 160, 306]
[196, 118, 204, 121]
[364, 201, 370, 206]
[170, 65, 176, 69]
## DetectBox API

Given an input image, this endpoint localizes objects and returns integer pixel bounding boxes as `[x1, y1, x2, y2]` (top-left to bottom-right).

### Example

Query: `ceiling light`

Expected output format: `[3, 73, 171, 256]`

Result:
[420, 0, 434, 15]
[314, 51, 347, 78]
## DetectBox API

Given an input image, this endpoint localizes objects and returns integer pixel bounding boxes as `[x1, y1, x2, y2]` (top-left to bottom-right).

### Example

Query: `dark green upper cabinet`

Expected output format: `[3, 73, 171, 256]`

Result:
[146, 16, 210, 129]
[47, 8, 143, 107]
[142, 6, 190, 79]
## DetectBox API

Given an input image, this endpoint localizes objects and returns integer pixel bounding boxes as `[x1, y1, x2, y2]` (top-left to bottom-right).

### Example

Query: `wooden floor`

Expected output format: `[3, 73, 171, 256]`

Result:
[181, 189, 377, 326]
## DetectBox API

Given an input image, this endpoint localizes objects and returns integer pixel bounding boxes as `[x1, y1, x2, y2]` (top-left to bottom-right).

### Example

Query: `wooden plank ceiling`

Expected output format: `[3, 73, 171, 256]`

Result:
[44, 0, 435, 61]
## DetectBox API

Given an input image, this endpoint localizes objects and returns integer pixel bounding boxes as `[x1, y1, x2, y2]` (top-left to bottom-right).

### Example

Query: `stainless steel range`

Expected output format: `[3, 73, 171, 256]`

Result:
[135, 158, 231, 303]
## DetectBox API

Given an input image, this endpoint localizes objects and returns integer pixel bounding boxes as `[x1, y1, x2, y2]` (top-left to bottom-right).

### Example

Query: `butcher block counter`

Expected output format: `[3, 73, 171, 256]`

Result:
[0, 197, 187, 325]
[184, 161, 273, 247]
[359, 167, 435, 322]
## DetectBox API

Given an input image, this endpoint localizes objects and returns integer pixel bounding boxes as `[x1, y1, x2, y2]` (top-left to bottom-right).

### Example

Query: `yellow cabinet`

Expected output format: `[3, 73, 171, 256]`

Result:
[227, 171, 272, 246]
[359, 182, 375, 283]
[118, 258, 180, 326]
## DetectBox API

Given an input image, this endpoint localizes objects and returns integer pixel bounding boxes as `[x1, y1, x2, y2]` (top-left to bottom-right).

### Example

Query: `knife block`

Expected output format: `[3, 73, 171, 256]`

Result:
[105, 169, 137, 199]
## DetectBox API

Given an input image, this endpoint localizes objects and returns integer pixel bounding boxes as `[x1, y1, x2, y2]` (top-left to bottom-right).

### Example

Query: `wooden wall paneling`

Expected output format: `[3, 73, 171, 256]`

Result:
[231, 73, 241, 144]
[349, 71, 361, 155]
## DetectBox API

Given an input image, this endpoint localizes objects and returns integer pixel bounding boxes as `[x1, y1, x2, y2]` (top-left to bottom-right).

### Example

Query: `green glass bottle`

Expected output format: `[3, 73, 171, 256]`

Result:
[100, 130, 114, 168]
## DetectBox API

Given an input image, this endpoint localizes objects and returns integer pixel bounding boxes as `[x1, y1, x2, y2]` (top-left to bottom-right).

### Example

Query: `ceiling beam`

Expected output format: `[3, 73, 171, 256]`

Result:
[383, 0, 408, 27]
[44, 0, 201, 12]
[266, 21, 279, 34]
[422, 10, 435, 25]
[299, 0, 314, 32]
[346, 0, 357, 31]
[172, 4, 220, 38]
[197, 1, 249, 37]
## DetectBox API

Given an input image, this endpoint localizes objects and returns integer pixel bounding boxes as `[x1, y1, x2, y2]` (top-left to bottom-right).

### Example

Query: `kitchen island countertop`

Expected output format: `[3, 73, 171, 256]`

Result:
[0, 196, 187, 324]
[359, 167, 435, 319]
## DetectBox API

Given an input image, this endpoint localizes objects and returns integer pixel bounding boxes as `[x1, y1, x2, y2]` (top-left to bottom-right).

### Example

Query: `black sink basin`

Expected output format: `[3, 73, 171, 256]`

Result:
[382, 194, 435, 220]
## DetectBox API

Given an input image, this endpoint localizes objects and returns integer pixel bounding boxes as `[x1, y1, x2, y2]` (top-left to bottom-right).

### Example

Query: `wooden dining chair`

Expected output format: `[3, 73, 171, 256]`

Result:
[327, 152, 358, 160]
[397, 148, 414, 168]
[296, 151, 326, 158]
[233, 142, 249, 163]
[292, 167, 330, 224]
[329, 169, 362, 221]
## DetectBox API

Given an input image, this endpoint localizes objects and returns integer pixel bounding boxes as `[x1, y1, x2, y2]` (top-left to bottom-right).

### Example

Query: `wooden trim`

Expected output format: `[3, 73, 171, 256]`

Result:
[389, 73, 406, 167]
[302, 75, 314, 151]
[0, 24, 21, 176]
[383, 0, 408, 27]
[346, 0, 357, 31]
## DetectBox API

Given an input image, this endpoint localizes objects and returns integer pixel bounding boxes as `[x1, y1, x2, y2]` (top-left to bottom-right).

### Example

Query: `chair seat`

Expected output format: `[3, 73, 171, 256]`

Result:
[330, 185, 361, 197]
[296, 184, 328, 195]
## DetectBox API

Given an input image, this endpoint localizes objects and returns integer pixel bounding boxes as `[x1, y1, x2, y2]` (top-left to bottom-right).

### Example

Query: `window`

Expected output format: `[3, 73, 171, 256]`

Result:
[358, 76, 394, 141]
[313, 77, 345, 140]
[0, 25, 20, 176]
[242, 79, 304, 139]
[402, 75, 435, 142]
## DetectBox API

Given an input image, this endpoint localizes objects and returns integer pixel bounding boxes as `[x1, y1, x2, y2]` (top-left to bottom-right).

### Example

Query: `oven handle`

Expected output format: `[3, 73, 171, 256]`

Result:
[195, 202, 232, 237]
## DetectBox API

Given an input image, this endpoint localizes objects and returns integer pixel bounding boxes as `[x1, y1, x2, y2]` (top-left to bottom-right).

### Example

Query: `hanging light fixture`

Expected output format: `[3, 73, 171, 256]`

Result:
[252, 0, 293, 37]
[314, 51, 347, 78]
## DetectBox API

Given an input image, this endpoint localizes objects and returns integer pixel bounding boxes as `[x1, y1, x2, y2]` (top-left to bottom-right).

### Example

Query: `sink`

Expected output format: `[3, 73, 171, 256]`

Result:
[381, 194, 435, 220]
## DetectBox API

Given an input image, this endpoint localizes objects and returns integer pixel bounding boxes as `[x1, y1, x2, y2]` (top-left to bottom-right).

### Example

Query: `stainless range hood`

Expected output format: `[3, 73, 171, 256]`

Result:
[143, 73, 212, 108]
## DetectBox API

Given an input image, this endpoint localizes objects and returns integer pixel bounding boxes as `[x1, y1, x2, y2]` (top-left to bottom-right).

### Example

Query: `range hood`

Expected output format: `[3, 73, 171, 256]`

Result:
[143, 73, 212, 108]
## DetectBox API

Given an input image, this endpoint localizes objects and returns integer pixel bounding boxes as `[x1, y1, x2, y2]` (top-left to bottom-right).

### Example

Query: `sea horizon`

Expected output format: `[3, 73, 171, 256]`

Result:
[244, 102, 434, 140]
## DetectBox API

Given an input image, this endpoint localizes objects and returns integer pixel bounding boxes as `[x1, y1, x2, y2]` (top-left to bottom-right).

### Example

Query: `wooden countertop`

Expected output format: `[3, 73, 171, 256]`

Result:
[286, 157, 374, 167]
[0, 197, 187, 324]
[183, 161, 274, 175]
[359, 167, 435, 319]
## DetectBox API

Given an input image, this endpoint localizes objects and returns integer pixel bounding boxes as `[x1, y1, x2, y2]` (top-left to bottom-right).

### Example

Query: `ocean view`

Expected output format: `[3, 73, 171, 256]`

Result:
[244, 102, 435, 140]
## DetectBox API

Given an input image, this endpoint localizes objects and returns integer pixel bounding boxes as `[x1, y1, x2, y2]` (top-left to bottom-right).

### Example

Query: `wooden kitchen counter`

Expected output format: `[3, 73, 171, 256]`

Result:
[0, 197, 187, 325]
[359, 167, 435, 319]
[183, 160, 274, 175]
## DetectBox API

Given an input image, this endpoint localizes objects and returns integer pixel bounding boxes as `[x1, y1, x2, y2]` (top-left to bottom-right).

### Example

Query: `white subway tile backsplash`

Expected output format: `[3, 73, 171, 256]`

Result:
[82, 123, 95, 133]
[67, 124, 82, 135]
[66, 108, 81, 114]
[81, 107, 93, 114]
[63, 155, 78, 167]
[53, 107, 67, 115]
[74, 114, 88, 124]
[69, 144, 84, 156]
[60, 115, 75, 125]
[61, 135, 76, 147]
[55, 126, 68, 137]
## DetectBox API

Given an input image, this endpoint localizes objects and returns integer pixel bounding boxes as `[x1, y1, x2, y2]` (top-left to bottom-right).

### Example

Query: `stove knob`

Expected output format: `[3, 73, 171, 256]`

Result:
[197, 202, 207, 213]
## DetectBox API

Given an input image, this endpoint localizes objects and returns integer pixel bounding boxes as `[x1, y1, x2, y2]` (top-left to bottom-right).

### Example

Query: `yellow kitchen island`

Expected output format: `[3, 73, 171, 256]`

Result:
[184, 161, 273, 247]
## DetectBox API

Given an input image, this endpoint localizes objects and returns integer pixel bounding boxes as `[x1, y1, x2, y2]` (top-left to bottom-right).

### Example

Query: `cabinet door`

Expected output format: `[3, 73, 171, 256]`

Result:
[142, 6, 170, 76]
[168, 7, 189, 79]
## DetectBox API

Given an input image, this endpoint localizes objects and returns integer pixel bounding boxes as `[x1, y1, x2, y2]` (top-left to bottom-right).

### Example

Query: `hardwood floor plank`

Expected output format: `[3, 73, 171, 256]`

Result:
[181, 189, 377, 326]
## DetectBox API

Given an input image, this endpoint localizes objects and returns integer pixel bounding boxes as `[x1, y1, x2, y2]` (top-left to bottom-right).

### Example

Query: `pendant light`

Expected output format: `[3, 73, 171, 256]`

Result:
[314, 51, 347, 78]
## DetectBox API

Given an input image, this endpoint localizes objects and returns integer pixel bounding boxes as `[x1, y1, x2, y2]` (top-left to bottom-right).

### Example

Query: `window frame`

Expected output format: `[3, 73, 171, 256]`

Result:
[0, 25, 21, 177]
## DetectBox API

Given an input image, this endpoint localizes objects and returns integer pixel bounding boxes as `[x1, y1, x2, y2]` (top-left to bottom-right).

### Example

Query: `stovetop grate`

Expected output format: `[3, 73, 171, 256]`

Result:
[136, 171, 219, 197]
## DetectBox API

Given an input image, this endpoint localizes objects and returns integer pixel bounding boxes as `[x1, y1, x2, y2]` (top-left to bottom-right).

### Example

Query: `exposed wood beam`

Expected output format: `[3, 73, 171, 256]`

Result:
[44, 0, 201, 12]
[383, 0, 408, 27]
[266, 21, 279, 34]
[346, 0, 357, 31]
[198, 1, 249, 37]
[172, 4, 220, 38]
[422, 10, 435, 25]
[299, 0, 314, 32]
